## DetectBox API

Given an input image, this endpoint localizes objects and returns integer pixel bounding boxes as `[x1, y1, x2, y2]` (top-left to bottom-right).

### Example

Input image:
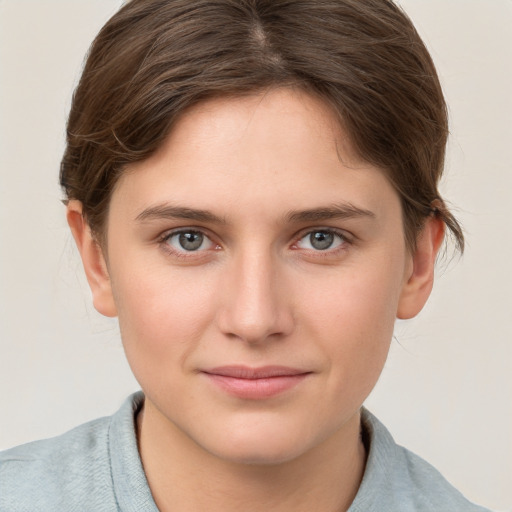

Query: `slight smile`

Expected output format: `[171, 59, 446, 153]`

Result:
[202, 366, 312, 400]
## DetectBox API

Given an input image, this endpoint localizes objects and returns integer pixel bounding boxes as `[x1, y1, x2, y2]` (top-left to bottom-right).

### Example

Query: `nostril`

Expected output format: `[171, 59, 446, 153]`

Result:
[216, 299, 294, 344]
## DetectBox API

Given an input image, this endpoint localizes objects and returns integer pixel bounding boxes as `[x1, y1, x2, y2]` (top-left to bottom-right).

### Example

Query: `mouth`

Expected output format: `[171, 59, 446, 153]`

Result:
[201, 365, 311, 400]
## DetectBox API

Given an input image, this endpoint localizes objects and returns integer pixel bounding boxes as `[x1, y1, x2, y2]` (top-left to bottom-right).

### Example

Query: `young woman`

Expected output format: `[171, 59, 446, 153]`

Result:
[0, 1, 495, 511]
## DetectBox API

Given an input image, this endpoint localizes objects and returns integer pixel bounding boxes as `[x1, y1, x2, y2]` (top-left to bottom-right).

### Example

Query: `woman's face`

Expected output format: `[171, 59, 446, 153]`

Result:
[97, 89, 421, 464]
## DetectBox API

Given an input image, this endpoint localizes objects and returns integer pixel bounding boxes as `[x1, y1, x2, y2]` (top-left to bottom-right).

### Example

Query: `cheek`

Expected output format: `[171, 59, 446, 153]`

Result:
[300, 260, 402, 336]
[296, 259, 404, 390]
[110, 264, 217, 380]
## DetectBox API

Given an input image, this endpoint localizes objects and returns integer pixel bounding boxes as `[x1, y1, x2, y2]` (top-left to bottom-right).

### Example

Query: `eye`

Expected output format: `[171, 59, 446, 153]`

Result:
[295, 229, 346, 251]
[163, 230, 216, 252]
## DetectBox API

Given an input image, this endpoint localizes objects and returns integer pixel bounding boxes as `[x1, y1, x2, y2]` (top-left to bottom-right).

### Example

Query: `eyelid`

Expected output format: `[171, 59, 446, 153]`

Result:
[155, 225, 354, 260]
[294, 226, 352, 243]
[291, 227, 353, 253]
[157, 227, 221, 257]
[158, 226, 216, 242]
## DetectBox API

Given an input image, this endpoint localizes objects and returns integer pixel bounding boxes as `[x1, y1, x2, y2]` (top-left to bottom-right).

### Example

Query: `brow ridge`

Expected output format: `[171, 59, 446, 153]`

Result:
[135, 202, 374, 225]
[135, 204, 226, 224]
[285, 203, 375, 223]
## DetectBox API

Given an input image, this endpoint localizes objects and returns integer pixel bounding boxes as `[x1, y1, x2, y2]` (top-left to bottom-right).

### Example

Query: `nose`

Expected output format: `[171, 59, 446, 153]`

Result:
[216, 250, 294, 344]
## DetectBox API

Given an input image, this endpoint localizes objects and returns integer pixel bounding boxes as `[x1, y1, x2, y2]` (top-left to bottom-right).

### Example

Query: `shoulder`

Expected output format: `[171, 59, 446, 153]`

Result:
[0, 415, 116, 512]
[0, 393, 146, 512]
[393, 446, 491, 511]
[348, 409, 494, 512]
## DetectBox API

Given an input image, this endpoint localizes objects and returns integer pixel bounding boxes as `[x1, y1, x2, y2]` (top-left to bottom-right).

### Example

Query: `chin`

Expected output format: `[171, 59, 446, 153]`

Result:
[196, 419, 323, 467]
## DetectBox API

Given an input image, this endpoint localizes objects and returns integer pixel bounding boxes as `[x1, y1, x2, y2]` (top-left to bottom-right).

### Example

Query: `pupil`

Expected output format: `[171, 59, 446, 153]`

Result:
[179, 232, 203, 251]
[310, 231, 333, 250]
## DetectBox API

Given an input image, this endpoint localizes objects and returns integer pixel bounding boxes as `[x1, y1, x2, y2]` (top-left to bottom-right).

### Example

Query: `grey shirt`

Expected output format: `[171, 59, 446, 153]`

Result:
[0, 392, 492, 512]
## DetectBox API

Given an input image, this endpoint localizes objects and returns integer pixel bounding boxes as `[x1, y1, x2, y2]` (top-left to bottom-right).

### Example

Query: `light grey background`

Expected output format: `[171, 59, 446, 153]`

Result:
[0, 1, 511, 510]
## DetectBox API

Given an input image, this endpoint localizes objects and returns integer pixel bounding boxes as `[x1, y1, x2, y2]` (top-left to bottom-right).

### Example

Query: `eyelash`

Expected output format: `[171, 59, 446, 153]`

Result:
[291, 227, 352, 259]
[157, 227, 353, 260]
[158, 229, 220, 259]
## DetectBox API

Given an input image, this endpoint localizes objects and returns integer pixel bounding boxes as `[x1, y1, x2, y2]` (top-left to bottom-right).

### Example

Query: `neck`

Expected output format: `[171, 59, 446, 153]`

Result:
[137, 400, 366, 512]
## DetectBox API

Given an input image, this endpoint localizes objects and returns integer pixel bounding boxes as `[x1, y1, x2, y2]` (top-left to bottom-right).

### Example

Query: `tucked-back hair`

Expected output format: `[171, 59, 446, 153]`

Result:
[60, 0, 464, 252]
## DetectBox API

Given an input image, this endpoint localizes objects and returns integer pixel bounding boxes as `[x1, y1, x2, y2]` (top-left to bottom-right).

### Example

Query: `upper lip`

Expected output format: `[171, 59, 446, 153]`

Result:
[203, 365, 310, 379]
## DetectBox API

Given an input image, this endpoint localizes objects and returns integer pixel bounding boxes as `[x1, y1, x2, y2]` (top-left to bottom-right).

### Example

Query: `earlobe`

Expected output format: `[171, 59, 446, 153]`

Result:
[397, 217, 445, 320]
[66, 200, 118, 318]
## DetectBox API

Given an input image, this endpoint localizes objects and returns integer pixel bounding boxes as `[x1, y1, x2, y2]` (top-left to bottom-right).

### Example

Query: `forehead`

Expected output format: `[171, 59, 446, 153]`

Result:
[159, 89, 356, 177]
[113, 88, 401, 227]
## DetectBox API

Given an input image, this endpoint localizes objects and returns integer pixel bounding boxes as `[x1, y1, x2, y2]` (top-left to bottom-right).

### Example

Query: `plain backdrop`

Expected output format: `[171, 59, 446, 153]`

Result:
[0, 1, 511, 510]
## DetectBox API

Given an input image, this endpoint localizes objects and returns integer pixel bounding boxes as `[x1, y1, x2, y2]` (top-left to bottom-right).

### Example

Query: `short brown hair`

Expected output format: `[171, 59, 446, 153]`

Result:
[60, 0, 464, 252]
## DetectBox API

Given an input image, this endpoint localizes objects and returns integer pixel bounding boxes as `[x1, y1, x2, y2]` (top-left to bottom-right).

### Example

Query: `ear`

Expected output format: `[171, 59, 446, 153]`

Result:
[397, 216, 445, 319]
[66, 200, 117, 318]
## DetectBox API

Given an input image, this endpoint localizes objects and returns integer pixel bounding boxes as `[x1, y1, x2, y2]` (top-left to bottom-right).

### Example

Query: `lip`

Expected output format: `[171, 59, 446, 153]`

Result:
[202, 365, 311, 400]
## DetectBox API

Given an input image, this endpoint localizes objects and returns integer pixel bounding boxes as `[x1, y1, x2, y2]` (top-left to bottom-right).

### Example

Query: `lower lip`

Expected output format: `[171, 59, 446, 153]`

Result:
[203, 373, 309, 400]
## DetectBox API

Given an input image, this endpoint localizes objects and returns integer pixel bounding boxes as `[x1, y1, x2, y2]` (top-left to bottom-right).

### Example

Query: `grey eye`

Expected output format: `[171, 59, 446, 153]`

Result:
[296, 230, 345, 251]
[309, 231, 334, 250]
[166, 230, 214, 252]
[179, 232, 204, 251]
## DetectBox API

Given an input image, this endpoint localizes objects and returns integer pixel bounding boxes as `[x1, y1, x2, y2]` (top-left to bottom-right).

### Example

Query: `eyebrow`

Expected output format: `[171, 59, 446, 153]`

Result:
[285, 203, 376, 223]
[135, 202, 375, 225]
[135, 204, 226, 224]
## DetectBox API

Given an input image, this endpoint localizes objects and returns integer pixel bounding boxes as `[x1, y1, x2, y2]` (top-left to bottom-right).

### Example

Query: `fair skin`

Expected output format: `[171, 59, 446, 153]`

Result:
[68, 88, 443, 512]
